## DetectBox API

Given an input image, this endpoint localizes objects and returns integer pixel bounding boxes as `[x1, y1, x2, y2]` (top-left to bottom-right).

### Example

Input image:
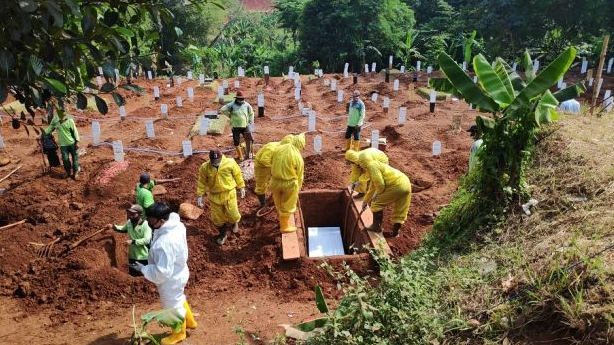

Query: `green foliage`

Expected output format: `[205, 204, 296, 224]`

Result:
[429, 48, 585, 243]
[299, 0, 415, 72]
[304, 248, 469, 345]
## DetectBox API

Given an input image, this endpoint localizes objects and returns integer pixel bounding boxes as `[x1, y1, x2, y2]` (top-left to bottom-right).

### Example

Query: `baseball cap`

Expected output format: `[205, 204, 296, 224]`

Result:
[209, 149, 222, 163]
[127, 204, 144, 214]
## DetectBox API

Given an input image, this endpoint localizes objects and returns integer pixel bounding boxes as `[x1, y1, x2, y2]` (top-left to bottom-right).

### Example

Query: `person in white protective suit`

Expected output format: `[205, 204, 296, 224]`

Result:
[131, 202, 198, 345]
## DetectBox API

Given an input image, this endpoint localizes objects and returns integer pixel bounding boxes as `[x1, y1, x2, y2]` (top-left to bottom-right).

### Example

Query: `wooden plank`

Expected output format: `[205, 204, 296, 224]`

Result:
[350, 189, 393, 258]
[282, 215, 301, 261]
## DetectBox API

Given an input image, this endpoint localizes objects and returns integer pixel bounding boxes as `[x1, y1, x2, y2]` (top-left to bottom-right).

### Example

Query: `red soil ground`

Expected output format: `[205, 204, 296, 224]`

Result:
[0, 72, 477, 344]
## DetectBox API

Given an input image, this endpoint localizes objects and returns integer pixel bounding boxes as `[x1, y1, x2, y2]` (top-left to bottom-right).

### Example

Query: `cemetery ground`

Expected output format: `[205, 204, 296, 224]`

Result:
[0, 71, 611, 344]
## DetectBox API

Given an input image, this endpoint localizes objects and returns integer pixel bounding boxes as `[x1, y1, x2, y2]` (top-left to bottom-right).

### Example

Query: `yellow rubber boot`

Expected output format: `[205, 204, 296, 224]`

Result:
[235, 145, 245, 161]
[345, 139, 352, 151]
[184, 300, 198, 329]
[352, 140, 360, 151]
[279, 214, 297, 233]
[161, 322, 186, 345]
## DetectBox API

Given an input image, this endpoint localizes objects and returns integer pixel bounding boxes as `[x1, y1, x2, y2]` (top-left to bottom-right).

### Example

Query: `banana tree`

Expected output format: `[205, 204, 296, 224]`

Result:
[462, 30, 477, 67]
[430, 47, 585, 203]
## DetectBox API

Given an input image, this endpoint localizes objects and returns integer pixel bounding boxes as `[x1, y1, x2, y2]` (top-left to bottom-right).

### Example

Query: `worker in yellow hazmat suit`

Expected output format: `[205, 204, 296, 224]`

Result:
[358, 154, 411, 237]
[254, 134, 293, 209]
[269, 133, 305, 233]
[196, 149, 246, 245]
[345, 148, 389, 199]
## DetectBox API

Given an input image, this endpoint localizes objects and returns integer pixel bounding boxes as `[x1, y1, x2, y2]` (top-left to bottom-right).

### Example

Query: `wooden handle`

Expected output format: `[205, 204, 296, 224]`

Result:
[69, 228, 106, 249]
[0, 219, 26, 231]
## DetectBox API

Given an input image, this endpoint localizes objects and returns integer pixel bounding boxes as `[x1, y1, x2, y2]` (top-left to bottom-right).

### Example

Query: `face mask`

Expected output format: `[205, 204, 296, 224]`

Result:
[212, 162, 220, 168]
[235, 100, 244, 105]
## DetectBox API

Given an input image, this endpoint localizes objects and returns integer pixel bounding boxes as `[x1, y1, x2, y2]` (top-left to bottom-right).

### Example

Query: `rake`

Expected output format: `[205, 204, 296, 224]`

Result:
[30, 237, 62, 258]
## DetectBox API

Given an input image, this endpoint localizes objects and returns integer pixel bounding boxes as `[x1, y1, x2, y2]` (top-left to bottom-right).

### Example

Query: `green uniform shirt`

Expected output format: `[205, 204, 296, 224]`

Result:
[44, 115, 80, 146]
[348, 100, 366, 127]
[136, 182, 155, 216]
[113, 219, 152, 260]
[221, 101, 254, 128]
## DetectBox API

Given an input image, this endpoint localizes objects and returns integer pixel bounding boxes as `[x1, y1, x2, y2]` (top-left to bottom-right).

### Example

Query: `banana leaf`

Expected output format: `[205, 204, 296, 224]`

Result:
[493, 60, 515, 98]
[553, 82, 586, 102]
[497, 58, 526, 92]
[437, 52, 498, 113]
[507, 47, 576, 116]
[473, 54, 513, 106]
[535, 90, 560, 126]
[522, 50, 536, 82]
[141, 309, 185, 332]
[294, 317, 328, 332]
[315, 285, 329, 313]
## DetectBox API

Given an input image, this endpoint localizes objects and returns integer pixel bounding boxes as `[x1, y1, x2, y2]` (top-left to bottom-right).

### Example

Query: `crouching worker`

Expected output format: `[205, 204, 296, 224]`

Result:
[345, 148, 388, 199]
[131, 202, 197, 345]
[359, 153, 411, 238]
[196, 149, 246, 245]
[107, 204, 152, 277]
[270, 133, 305, 233]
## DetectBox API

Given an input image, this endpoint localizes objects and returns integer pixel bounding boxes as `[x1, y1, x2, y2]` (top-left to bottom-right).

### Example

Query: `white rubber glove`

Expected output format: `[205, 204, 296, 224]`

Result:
[132, 262, 145, 272]
[240, 188, 246, 199]
[197, 196, 203, 207]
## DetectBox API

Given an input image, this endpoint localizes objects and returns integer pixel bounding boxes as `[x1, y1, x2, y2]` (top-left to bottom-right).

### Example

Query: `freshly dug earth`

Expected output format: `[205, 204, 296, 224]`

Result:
[0, 72, 477, 343]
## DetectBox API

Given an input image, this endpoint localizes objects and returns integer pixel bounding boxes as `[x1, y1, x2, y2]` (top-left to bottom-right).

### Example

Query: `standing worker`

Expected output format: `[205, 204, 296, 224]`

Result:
[44, 108, 80, 179]
[359, 153, 411, 238]
[107, 204, 152, 277]
[345, 90, 366, 151]
[196, 149, 246, 245]
[136, 173, 155, 218]
[253, 134, 293, 209]
[270, 133, 305, 233]
[220, 90, 254, 161]
[131, 202, 197, 345]
[345, 148, 389, 199]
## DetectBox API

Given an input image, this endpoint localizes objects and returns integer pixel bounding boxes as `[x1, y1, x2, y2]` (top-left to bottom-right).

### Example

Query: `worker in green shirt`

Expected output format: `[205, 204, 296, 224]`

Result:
[220, 90, 254, 161]
[107, 204, 152, 277]
[136, 173, 155, 218]
[345, 90, 366, 152]
[44, 108, 80, 179]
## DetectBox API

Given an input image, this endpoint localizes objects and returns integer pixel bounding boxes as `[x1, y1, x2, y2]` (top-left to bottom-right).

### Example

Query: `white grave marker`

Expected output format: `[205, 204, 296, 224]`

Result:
[153, 86, 160, 99]
[314, 135, 322, 154]
[98, 66, 103, 76]
[533, 60, 540, 71]
[177, 76, 183, 85]
[371, 93, 378, 102]
[561, 82, 567, 89]
[160, 104, 168, 116]
[217, 86, 224, 101]
[92, 121, 100, 146]
[427, 66, 433, 74]
[581, 60, 589, 74]
[145, 120, 155, 138]
[176, 96, 183, 107]
[589, 78, 594, 87]
[331, 79, 337, 91]
[222, 79, 228, 89]
[187, 71, 193, 80]
[462, 61, 467, 71]
[234, 80, 240, 89]
[512, 62, 517, 71]
[119, 106, 126, 119]
[604, 90, 612, 112]
[294, 88, 301, 101]
[398, 107, 407, 125]
[0, 132, 4, 149]
[371, 130, 379, 149]
[147, 71, 153, 80]
[400, 66, 405, 73]
[337, 90, 344, 103]
[557, 78, 563, 89]
[187, 87, 194, 101]
[182, 141, 193, 157]
[597, 78, 604, 96]
[112, 140, 124, 162]
[288, 66, 294, 75]
[364, 64, 369, 73]
[473, 76, 478, 83]
[114, 69, 120, 81]
[430, 89, 437, 103]
[416, 61, 421, 72]
[257, 94, 264, 107]
[393, 79, 399, 91]
[432, 141, 442, 156]
[608, 58, 614, 74]
[199, 74, 205, 84]
[308, 112, 316, 132]
[344, 62, 349, 74]
[199, 117, 210, 135]
[383, 97, 390, 109]
[371, 62, 376, 73]
[264, 66, 270, 74]
[388, 55, 393, 68]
